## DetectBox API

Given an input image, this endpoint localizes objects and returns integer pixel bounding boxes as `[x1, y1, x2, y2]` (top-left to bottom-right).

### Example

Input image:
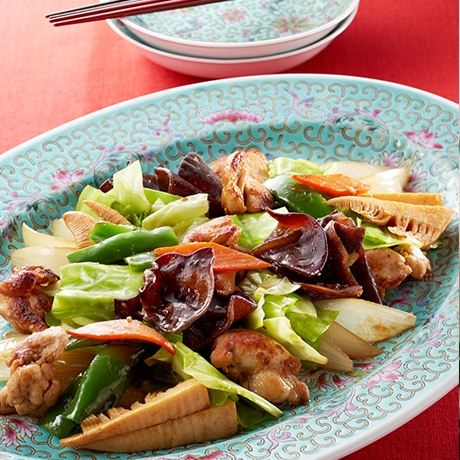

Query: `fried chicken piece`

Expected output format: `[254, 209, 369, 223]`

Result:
[394, 244, 432, 280]
[3, 363, 61, 415]
[0, 266, 60, 334]
[7, 325, 69, 372]
[366, 248, 413, 297]
[210, 329, 309, 406]
[0, 326, 68, 415]
[182, 216, 242, 248]
[211, 148, 274, 214]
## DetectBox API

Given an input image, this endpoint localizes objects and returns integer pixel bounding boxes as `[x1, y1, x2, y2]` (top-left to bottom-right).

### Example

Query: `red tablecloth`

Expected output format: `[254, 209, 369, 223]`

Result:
[0, 0, 458, 458]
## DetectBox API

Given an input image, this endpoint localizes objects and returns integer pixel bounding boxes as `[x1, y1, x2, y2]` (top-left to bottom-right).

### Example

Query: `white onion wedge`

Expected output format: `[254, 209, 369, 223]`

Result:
[52, 218, 75, 240]
[324, 161, 392, 179]
[10, 246, 71, 274]
[314, 298, 416, 343]
[322, 322, 383, 359]
[360, 167, 410, 194]
[318, 337, 354, 373]
[22, 222, 76, 248]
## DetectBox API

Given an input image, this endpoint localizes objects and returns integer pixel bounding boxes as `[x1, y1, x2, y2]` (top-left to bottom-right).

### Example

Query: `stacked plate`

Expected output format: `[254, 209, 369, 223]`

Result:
[107, 0, 359, 78]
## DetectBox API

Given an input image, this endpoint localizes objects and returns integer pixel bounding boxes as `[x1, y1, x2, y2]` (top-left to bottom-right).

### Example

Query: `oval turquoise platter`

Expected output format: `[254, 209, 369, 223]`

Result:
[0, 74, 458, 460]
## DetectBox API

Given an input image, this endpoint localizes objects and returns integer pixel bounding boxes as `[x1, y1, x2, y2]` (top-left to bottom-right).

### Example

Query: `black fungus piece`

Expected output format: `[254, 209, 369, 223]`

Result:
[114, 296, 143, 321]
[177, 152, 224, 217]
[318, 211, 381, 303]
[142, 173, 159, 190]
[253, 208, 328, 278]
[182, 291, 257, 351]
[154, 166, 201, 197]
[349, 247, 382, 303]
[258, 209, 381, 302]
[139, 247, 215, 333]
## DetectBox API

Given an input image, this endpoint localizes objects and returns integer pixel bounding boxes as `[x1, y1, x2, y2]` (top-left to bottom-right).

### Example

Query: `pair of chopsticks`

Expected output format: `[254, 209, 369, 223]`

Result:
[47, 0, 228, 26]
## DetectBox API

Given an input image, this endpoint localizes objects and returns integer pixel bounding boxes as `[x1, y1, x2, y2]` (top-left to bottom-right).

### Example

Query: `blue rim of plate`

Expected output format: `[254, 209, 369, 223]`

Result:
[0, 74, 458, 460]
[121, 0, 359, 47]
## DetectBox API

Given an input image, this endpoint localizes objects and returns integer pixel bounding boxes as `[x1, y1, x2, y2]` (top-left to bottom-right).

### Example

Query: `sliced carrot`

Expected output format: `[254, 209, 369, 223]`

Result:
[292, 173, 371, 197]
[68, 318, 175, 355]
[154, 242, 271, 273]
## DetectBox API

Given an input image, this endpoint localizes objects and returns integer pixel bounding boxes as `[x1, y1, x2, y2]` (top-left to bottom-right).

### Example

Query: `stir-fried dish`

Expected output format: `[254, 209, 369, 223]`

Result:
[0, 148, 454, 452]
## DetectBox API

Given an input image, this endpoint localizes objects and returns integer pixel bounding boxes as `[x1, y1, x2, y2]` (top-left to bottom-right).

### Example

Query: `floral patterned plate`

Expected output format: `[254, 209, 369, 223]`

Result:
[120, 0, 359, 58]
[0, 74, 458, 460]
[107, 9, 357, 79]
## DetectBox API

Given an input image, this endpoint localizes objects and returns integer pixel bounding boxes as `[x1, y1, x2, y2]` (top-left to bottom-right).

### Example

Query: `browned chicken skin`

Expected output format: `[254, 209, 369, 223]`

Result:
[394, 244, 431, 280]
[367, 245, 432, 298]
[211, 148, 274, 214]
[210, 328, 309, 406]
[0, 266, 60, 334]
[366, 248, 413, 298]
[182, 216, 242, 247]
[0, 326, 68, 415]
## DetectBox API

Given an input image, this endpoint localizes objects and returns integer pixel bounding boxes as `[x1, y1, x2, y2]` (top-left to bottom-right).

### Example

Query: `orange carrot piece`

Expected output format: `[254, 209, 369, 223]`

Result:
[292, 173, 371, 197]
[154, 242, 270, 273]
[68, 318, 175, 355]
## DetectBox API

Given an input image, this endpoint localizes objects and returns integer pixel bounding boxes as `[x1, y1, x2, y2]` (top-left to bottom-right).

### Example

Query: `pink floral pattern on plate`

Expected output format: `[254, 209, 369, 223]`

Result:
[125, 0, 356, 43]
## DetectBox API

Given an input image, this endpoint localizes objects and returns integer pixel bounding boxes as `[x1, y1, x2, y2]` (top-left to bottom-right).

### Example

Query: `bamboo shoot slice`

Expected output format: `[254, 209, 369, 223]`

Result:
[79, 401, 238, 453]
[60, 379, 210, 448]
[364, 193, 444, 206]
[83, 200, 131, 225]
[325, 196, 454, 248]
[63, 211, 98, 249]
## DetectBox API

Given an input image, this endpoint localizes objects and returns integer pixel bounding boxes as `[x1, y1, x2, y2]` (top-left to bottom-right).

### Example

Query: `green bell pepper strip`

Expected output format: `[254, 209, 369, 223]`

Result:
[66, 356, 127, 422]
[66, 226, 178, 264]
[124, 251, 156, 271]
[39, 373, 85, 438]
[89, 222, 134, 244]
[40, 344, 143, 438]
[264, 174, 333, 218]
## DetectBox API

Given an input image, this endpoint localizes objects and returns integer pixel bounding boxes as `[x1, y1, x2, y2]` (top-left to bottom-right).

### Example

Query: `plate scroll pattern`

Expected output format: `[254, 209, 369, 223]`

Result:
[0, 75, 458, 460]
[124, 0, 356, 44]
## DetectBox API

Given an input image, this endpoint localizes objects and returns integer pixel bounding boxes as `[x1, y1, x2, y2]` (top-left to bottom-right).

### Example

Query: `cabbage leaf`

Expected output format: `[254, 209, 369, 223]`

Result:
[239, 271, 334, 364]
[49, 263, 144, 328]
[171, 342, 283, 418]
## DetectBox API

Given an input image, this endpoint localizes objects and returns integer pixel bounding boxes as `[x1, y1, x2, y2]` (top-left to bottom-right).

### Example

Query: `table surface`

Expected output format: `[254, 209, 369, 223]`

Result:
[0, 0, 458, 458]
